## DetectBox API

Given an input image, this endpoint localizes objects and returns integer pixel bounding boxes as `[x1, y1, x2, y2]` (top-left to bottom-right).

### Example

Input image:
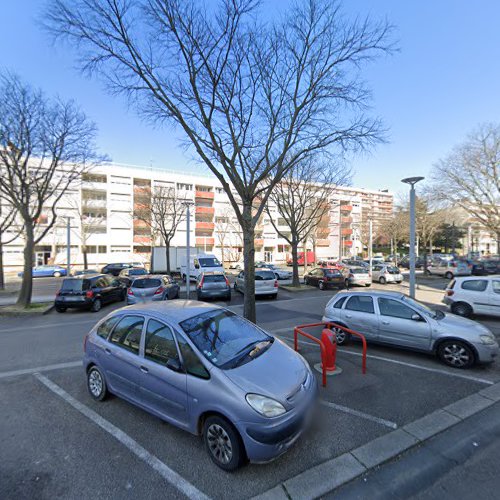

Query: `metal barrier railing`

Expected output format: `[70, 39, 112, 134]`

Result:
[293, 322, 367, 387]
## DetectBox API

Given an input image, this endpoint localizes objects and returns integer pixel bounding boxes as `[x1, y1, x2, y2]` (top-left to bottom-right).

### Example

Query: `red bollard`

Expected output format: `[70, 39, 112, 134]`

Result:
[320, 328, 337, 372]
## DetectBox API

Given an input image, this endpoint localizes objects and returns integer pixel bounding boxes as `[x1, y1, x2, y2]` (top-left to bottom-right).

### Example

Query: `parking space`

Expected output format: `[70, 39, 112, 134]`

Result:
[2, 278, 500, 499]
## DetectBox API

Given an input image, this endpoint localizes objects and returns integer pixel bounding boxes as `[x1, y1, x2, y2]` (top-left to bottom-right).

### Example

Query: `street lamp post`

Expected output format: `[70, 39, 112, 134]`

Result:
[401, 176, 425, 299]
[66, 217, 71, 275]
[183, 201, 194, 299]
[368, 218, 373, 276]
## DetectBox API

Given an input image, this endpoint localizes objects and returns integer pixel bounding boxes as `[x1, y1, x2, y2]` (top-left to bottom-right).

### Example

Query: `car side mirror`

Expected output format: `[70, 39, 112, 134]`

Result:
[166, 358, 182, 372]
[411, 313, 422, 322]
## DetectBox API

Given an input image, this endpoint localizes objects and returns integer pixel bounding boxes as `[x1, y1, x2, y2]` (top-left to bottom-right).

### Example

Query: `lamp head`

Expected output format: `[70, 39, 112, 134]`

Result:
[401, 176, 425, 186]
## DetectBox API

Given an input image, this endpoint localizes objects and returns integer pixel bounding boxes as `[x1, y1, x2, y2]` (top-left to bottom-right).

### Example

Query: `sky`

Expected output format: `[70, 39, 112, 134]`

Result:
[1, 0, 500, 198]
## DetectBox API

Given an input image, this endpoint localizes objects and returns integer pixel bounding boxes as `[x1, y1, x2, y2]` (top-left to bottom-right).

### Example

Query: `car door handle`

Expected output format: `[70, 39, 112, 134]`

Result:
[381, 320, 390, 325]
[104, 348, 112, 355]
[140, 366, 149, 374]
[345, 314, 352, 318]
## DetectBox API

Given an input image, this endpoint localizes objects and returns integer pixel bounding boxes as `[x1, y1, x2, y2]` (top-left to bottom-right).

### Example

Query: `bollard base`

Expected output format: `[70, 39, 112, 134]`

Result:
[314, 363, 343, 376]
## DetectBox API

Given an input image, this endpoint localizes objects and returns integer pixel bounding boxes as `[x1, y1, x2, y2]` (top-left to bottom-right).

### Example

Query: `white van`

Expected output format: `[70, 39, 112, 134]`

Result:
[181, 254, 224, 282]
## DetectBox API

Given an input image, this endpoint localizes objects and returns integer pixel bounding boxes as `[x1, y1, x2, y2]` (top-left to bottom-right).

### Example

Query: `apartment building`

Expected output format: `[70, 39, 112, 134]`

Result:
[2, 163, 394, 270]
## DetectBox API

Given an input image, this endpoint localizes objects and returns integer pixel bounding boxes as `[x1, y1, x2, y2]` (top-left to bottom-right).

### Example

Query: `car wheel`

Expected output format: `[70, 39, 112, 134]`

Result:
[451, 302, 473, 318]
[90, 298, 102, 312]
[445, 271, 453, 280]
[87, 366, 108, 401]
[55, 306, 67, 313]
[203, 416, 246, 471]
[53, 271, 61, 278]
[437, 340, 475, 369]
[332, 325, 350, 346]
[379, 277, 386, 284]
[318, 280, 325, 290]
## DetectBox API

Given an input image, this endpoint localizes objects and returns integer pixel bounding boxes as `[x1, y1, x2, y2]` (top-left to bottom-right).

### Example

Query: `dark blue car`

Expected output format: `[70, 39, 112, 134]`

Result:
[18, 265, 68, 278]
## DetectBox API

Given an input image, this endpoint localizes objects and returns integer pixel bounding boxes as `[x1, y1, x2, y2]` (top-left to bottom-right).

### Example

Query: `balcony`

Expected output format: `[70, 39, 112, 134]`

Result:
[82, 199, 107, 209]
[254, 239, 264, 247]
[344, 240, 353, 247]
[133, 235, 151, 244]
[81, 181, 107, 192]
[341, 228, 353, 236]
[195, 221, 215, 231]
[341, 216, 353, 224]
[195, 206, 215, 215]
[316, 239, 330, 247]
[340, 205, 353, 212]
[195, 190, 214, 200]
[196, 237, 215, 246]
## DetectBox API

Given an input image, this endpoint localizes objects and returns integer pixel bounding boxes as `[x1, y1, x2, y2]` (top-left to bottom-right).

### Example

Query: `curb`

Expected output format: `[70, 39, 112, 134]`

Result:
[0, 303, 54, 317]
[253, 382, 500, 500]
[280, 285, 315, 293]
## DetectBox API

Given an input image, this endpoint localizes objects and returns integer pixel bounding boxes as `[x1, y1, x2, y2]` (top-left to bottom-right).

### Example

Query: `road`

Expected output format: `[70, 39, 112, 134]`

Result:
[1, 278, 500, 499]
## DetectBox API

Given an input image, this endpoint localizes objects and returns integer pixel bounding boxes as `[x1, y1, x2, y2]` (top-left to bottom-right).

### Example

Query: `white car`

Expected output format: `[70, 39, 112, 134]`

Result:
[371, 264, 403, 284]
[181, 254, 224, 282]
[443, 275, 500, 318]
[427, 259, 472, 279]
[260, 263, 292, 280]
[234, 268, 278, 298]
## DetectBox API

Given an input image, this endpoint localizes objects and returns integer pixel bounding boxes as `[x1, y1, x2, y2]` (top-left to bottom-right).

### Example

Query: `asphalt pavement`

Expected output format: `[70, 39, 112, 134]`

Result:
[1, 277, 500, 499]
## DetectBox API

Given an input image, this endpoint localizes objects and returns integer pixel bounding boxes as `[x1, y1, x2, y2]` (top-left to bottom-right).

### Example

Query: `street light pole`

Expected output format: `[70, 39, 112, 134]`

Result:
[66, 217, 71, 275]
[368, 218, 373, 276]
[401, 176, 425, 299]
[185, 203, 191, 300]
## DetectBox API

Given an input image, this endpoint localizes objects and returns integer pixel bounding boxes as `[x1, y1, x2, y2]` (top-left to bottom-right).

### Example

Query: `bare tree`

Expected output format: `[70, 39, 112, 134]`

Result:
[0, 195, 23, 290]
[214, 207, 242, 267]
[134, 185, 187, 274]
[267, 158, 347, 286]
[0, 73, 103, 307]
[429, 124, 500, 252]
[47, 0, 392, 321]
[378, 209, 408, 263]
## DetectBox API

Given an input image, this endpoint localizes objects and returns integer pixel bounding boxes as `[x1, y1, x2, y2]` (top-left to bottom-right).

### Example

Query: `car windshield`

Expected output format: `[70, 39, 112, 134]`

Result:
[179, 309, 272, 369]
[387, 266, 400, 274]
[132, 278, 161, 289]
[61, 279, 90, 291]
[203, 275, 226, 283]
[199, 258, 221, 267]
[255, 270, 275, 280]
[401, 296, 443, 319]
[129, 268, 147, 276]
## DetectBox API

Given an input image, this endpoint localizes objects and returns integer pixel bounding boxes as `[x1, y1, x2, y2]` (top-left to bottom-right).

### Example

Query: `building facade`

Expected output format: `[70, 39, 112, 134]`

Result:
[2, 163, 394, 271]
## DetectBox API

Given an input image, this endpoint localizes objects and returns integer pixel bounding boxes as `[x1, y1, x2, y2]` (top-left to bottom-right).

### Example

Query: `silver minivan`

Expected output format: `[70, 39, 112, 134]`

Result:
[234, 268, 278, 298]
[322, 290, 498, 368]
[83, 302, 317, 470]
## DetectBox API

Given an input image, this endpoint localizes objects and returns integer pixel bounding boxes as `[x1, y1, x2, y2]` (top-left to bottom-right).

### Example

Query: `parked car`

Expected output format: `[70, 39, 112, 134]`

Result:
[72, 269, 99, 276]
[181, 253, 224, 282]
[481, 259, 500, 275]
[234, 269, 278, 298]
[83, 302, 317, 470]
[259, 263, 292, 280]
[118, 267, 149, 286]
[55, 274, 126, 312]
[196, 272, 231, 301]
[127, 275, 180, 305]
[322, 290, 498, 368]
[346, 267, 372, 287]
[341, 259, 368, 269]
[101, 263, 134, 276]
[443, 276, 500, 318]
[229, 260, 244, 270]
[399, 256, 425, 269]
[426, 258, 472, 279]
[371, 264, 403, 284]
[304, 268, 345, 290]
[18, 265, 67, 278]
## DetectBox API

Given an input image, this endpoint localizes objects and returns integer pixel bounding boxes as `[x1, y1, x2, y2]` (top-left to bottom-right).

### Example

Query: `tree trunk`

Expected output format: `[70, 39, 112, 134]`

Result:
[303, 239, 309, 276]
[291, 240, 300, 287]
[83, 247, 88, 269]
[496, 232, 500, 256]
[17, 224, 34, 307]
[242, 205, 256, 323]
[0, 240, 4, 290]
[220, 240, 225, 268]
[165, 242, 171, 274]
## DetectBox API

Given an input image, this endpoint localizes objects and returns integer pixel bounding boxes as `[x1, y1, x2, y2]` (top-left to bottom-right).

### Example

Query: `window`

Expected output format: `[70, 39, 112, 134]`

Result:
[333, 296, 347, 309]
[132, 278, 162, 288]
[144, 320, 179, 365]
[255, 270, 275, 280]
[110, 315, 144, 354]
[493, 281, 500, 294]
[345, 295, 374, 314]
[96, 316, 120, 339]
[461, 280, 488, 292]
[378, 298, 417, 320]
[177, 335, 210, 379]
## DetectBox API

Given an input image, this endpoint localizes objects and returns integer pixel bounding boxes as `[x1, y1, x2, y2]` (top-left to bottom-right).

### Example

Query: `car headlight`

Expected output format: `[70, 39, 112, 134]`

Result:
[480, 335, 496, 345]
[246, 393, 286, 417]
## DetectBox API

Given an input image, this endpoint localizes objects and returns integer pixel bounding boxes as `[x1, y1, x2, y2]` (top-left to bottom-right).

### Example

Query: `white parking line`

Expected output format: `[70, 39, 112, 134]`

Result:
[340, 350, 495, 385]
[34, 373, 211, 500]
[320, 400, 398, 429]
[0, 361, 82, 379]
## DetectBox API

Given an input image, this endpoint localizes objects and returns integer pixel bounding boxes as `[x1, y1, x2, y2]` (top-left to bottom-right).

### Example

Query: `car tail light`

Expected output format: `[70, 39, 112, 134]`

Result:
[197, 276, 205, 289]
[446, 290, 454, 296]
[154, 286, 165, 295]
[127, 288, 134, 296]
[85, 290, 94, 298]
[225, 276, 230, 287]
[274, 280, 279, 288]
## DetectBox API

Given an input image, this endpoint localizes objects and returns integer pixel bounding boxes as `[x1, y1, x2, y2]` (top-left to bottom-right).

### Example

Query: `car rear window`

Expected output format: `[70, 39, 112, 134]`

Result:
[129, 268, 148, 276]
[350, 268, 367, 274]
[132, 278, 162, 288]
[203, 275, 226, 283]
[461, 280, 487, 292]
[387, 266, 399, 274]
[255, 270, 275, 280]
[199, 258, 221, 267]
[325, 270, 341, 276]
[61, 279, 90, 291]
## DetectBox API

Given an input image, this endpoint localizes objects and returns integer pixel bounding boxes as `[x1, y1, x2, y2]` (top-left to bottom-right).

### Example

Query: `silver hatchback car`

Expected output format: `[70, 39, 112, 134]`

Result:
[322, 290, 498, 368]
[84, 301, 317, 470]
[127, 275, 180, 304]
